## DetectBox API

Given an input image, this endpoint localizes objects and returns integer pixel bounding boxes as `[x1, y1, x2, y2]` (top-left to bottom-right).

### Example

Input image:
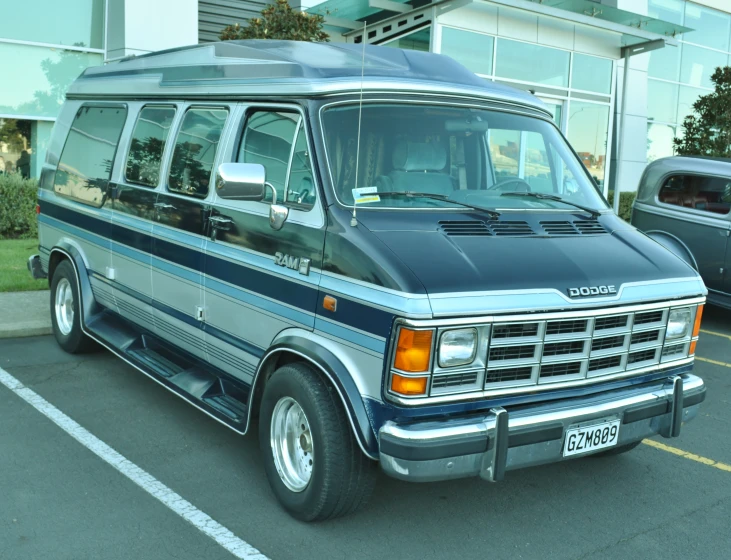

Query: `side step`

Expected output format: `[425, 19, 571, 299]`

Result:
[85, 310, 252, 433]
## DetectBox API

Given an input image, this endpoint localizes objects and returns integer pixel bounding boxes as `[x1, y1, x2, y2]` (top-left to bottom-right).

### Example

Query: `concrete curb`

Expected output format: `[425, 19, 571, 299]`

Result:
[0, 290, 52, 339]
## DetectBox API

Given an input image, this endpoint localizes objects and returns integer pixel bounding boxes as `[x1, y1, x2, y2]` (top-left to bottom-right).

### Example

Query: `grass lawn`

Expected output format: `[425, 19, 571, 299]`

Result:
[0, 239, 48, 292]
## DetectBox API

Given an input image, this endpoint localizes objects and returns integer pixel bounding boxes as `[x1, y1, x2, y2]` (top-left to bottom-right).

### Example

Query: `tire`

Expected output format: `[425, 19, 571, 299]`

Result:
[50, 260, 96, 354]
[259, 362, 377, 521]
[592, 440, 642, 457]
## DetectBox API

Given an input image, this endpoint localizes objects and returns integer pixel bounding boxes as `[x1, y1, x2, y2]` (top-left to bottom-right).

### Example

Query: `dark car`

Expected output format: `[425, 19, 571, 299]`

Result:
[632, 156, 731, 310]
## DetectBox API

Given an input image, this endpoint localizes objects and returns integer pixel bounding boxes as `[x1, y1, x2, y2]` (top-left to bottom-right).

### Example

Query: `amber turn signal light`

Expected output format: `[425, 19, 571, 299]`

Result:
[390, 373, 428, 396]
[689, 340, 697, 356]
[322, 295, 337, 312]
[692, 304, 704, 338]
[393, 327, 433, 372]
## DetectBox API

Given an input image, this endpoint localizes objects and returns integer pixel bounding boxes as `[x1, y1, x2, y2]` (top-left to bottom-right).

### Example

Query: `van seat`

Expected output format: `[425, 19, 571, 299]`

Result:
[389, 141, 453, 195]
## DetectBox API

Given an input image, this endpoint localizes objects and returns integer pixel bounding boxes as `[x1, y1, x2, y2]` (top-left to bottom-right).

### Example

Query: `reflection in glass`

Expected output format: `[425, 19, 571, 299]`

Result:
[54, 106, 127, 207]
[488, 129, 520, 178]
[680, 44, 727, 89]
[287, 123, 316, 209]
[240, 111, 299, 203]
[677, 85, 707, 124]
[571, 54, 612, 94]
[648, 43, 681, 81]
[568, 101, 609, 186]
[648, 0, 684, 25]
[384, 27, 431, 52]
[0, 0, 104, 49]
[647, 123, 676, 162]
[495, 38, 570, 87]
[125, 107, 176, 188]
[0, 43, 102, 119]
[169, 108, 228, 199]
[683, 2, 731, 52]
[0, 119, 32, 178]
[440, 27, 494, 76]
[647, 80, 679, 123]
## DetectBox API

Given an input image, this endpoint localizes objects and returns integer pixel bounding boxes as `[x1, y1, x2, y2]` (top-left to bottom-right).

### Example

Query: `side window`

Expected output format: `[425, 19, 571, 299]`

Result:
[54, 105, 127, 207]
[125, 106, 176, 188]
[239, 110, 316, 210]
[168, 107, 228, 199]
[659, 174, 731, 215]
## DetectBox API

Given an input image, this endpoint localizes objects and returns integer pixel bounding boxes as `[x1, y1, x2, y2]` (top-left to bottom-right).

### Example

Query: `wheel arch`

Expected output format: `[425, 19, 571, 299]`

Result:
[48, 242, 100, 325]
[644, 230, 699, 272]
[249, 334, 379, 460]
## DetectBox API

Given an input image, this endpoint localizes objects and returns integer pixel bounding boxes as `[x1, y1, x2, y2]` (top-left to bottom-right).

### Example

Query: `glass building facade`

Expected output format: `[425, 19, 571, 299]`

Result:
[647, 0, 731, 162]
[0, 0, 104, 178]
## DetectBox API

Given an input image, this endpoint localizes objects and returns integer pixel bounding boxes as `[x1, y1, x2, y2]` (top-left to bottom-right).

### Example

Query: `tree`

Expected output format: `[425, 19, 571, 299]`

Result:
[674, 66, 731, 157]
[219, 0, 329, 42]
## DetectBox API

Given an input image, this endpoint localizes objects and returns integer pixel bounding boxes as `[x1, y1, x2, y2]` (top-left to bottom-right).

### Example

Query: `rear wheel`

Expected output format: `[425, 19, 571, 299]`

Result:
[592, 440, 642, 457]
[259, 362, 377, 521]
[50, 260, 95, 354]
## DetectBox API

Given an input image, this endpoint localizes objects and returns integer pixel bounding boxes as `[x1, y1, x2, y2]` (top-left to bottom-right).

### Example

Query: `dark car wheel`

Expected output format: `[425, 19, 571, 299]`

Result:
[259, 362, 377, 521]
[50, 260, 96, 354]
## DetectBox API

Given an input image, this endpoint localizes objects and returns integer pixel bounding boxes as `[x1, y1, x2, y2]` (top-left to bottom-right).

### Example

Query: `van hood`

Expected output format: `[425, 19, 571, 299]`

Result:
[357, 211, 701, 303]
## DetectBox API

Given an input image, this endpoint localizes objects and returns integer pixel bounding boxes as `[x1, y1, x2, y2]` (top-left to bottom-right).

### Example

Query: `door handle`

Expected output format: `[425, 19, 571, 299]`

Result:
[209, 215, 233, 241]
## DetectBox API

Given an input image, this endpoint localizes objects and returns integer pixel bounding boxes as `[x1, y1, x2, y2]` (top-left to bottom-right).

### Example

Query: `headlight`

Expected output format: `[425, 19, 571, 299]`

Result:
[438, 328, 477, 367]
[666, 308, 691, 340]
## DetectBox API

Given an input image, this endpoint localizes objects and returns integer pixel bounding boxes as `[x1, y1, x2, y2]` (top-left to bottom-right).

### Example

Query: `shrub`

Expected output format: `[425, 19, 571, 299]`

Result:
[0, 172, 39, 239]
[606, 190, 636, 222]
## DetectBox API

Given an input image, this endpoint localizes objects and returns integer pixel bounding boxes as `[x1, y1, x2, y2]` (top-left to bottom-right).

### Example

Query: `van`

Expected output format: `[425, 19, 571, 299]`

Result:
[28, 41, 707, 521]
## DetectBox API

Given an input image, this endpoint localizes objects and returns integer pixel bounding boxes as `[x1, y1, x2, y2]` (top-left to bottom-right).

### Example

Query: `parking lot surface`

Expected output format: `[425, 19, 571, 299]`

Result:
[1, 306, 730, 560]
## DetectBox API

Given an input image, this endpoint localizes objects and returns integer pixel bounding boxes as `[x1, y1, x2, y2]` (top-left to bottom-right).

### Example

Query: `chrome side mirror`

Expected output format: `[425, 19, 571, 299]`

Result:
[269, 204, 289, 231]
[216, 163, 267, 201]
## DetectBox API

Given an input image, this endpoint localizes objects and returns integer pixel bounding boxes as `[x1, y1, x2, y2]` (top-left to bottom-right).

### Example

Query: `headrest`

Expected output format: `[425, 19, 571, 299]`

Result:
[392, 141, 447, 172]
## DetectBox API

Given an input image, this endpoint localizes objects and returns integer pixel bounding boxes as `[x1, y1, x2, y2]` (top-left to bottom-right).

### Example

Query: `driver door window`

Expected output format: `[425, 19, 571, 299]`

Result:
[239, 110, 316, 210]
[488, 129, 553, 193]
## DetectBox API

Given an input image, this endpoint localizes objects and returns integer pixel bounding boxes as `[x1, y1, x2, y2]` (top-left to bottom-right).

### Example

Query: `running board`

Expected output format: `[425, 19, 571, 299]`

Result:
[85, 310, 251, 433]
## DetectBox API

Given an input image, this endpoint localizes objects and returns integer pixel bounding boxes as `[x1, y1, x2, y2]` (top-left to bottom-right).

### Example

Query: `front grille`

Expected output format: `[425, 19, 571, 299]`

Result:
[592, 335, 626, 352]
[492, 322, 539, 339]
[634, 310, 664, 325]
[595, 315, 630, 331]
[431, 371, 480, 389]
[546, 319, 588, 336]
[588, 355, 622, 372]
[543, 340, 585, 357]
[485, 366, 533, 384]
[628, 348, 657, 365]
[489, 344, 537, 361]
[540, 361, 582, 378]
[662, 343, 685, 357]
[631, 330, 661, 345]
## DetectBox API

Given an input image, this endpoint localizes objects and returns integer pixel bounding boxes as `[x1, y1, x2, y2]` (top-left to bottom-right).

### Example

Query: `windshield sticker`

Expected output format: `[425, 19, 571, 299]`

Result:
[352, 186, 380, 204]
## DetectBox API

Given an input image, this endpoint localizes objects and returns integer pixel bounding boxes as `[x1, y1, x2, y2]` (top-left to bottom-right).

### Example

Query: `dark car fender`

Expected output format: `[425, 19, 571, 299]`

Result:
[644, 230, 699, 271]
[48, 242, 102, 324]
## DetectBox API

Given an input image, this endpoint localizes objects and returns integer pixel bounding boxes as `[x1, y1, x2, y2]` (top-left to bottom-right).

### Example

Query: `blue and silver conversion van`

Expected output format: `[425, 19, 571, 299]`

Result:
[29, 41, 707, 520]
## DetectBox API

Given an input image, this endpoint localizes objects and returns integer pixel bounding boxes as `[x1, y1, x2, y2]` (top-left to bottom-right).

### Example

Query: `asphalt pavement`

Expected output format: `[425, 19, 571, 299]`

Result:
[1, 306, 730, 560]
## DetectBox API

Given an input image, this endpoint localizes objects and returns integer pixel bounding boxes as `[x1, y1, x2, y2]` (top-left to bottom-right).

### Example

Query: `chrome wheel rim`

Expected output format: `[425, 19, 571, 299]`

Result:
[270, 396, 314, 492]
[54, 278, 74, 336]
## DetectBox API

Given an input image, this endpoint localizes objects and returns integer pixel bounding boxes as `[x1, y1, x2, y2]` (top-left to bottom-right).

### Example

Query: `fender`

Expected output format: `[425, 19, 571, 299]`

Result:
[251, 335, 380, 459]
[49, 243, 102, 323]
[644, 230, 699, 272]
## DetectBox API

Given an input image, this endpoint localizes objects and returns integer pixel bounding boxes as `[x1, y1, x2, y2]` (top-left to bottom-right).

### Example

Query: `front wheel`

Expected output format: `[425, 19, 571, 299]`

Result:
[259, 362, 377, 521]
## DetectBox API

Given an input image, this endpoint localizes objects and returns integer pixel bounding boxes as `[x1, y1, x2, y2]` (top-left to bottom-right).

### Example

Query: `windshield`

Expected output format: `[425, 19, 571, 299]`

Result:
[321, 103, 608, 212]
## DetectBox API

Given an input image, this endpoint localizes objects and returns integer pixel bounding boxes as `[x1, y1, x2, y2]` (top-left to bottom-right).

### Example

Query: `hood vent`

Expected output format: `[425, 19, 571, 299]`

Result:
[540, 220, 608, 236]
[489, 220, 535, 236]
[438, 220, 492, 236]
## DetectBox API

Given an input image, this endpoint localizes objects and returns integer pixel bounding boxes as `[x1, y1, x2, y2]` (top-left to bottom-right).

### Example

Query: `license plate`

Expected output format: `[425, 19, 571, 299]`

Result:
[563, 419, 621, 457]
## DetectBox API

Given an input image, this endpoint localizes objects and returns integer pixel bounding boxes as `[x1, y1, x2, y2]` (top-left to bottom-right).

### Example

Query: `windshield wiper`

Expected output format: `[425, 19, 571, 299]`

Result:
[375, 191, 501, 219]
[499, 192, 601, 219]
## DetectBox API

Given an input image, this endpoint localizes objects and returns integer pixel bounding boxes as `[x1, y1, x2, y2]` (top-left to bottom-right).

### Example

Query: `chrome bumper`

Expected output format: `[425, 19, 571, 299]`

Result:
[379, 374, 705, 482]
[27, 254, 47, 280]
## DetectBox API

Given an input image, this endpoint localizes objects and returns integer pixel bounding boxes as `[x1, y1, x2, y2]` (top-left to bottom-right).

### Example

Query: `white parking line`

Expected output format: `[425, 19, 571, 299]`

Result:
[0, 366, 269, 560]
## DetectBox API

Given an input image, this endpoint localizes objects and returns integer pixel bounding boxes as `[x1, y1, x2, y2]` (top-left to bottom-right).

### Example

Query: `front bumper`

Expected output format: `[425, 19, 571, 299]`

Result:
[379, 373, 705, 482]
[27, 254, 47, 280]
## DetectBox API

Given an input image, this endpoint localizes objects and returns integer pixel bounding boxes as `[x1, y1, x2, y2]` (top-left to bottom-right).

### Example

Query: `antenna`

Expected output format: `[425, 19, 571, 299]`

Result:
[351, 22, 367, 227]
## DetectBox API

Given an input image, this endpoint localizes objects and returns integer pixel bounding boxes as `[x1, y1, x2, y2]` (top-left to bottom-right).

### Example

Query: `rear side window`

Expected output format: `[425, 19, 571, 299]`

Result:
[658, 174, 731, 215]
[125, 106, 176, 188]
[54, 105, 127, 207]
[168, 107, 228, 198]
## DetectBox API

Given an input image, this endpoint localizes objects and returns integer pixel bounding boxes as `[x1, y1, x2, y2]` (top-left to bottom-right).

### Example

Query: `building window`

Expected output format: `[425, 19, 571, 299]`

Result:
[54, 106, 128, 207]
[0, 119, 32, 177]
[571, 54, 612, 94]
[168, 107, 228, 199]
[495, 38, 570, 88]
[125, 106, 177, 188]
[683, 2, 731, 52]
[647, 123, 677, 163]
[440, 27, 494, 76]
[383, 27, 431, 52]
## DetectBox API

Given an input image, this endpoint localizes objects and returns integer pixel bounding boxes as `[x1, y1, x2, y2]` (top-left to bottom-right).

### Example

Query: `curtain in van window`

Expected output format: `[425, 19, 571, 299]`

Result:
[53, 105, 127, 207]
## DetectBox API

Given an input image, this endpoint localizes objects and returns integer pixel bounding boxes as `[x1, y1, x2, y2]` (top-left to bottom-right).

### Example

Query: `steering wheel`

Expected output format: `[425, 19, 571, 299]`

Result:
[487, 178, 532, 192]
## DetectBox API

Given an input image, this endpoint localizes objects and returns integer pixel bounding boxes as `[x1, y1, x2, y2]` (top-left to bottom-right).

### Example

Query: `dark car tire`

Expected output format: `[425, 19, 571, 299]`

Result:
[592, 440, 642, 457]
[259, 362, 377, 521]
[50, 260, 96, 354]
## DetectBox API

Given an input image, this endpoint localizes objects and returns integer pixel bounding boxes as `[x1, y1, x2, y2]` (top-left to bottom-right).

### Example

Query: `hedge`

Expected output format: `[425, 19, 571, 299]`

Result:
[606, 191, 637, 223]
[0, 172, 38, 240]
